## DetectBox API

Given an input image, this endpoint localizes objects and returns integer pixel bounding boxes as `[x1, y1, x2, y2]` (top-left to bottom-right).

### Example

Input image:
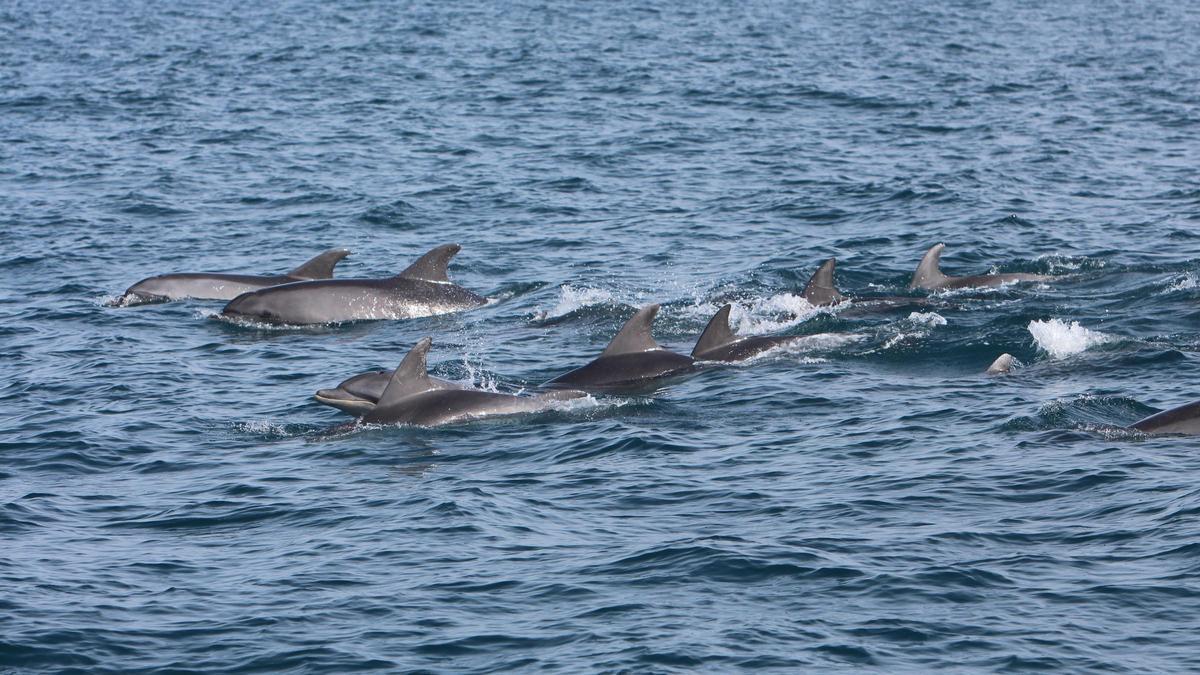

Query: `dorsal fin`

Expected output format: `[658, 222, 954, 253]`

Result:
[692, 304, 738, 357]
[910, 243, 948, 289]
[375, 338, 436, 408]
[602, 304, 662, 357]
[395, 244, 461, 283]
[802, 258, 846, 306]
[288, 248, 351, 279]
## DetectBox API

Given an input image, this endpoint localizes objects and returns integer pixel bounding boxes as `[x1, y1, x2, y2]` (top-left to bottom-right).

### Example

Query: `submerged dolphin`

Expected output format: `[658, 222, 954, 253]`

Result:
[910, 243, 1053, 291]
[339, 337, 582, 427]
[801, 258, 928, 309]
[692, 304, 807, 362]
[1129, 400, 1200, 435]
[116, 248, 350, 305]
[221, 243, 486, 325]
[544, 304, 694, 392]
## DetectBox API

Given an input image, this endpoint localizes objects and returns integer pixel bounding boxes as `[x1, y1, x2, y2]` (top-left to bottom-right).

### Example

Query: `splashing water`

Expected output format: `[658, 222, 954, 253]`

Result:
[1028, 319, 1113, 358]
[536, 285, 624, 320]
[906, 311, 947, 327]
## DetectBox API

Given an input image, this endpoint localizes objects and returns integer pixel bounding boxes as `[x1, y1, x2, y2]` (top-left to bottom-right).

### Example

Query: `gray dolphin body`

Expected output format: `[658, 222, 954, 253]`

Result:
[117, 248, 350, 305]
[315, 367, 466, 416]
[334, 338, 582, 427]
[1130, 400, 1200, 435]
[800, 258, 928, 310]
[692, 304, 806, 362]
[910, 243, 1053, 291]
[221, 244, 486, 325]
[544, 304, 695, 392]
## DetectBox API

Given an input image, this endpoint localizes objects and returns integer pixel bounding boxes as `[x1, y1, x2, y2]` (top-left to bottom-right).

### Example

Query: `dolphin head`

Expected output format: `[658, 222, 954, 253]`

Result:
[314, 388, 378, 416]
[223, 290, 285, 323]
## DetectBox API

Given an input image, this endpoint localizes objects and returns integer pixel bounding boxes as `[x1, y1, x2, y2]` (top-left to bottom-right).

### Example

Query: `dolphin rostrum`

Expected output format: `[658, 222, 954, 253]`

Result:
[692, 304, 808, 362]
[1129, 399, 1200, 435]
[910, 243, 1053, 291]
[801, 258, 928, 309]
[544, 304, 695, 392]
[221, 243, 486, 325]
[116, 248, 350, 305]
[338, 337, 582, 427]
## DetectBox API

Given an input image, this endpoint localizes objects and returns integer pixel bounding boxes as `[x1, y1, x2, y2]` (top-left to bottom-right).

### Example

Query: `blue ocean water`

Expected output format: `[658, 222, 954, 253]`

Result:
[3, 0, 1200, 671]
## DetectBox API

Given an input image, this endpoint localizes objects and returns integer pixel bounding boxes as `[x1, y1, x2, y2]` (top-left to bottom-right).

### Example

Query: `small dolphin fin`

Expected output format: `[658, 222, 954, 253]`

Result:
[288, 248, 351, 279]
[692, 304, 738, 357]
[602, 304, 661, 357]
[802, 258, 846, 306]
[375, 337, 436, 407]
[910, 243, 948, 289]
[396, 243, 461, 283]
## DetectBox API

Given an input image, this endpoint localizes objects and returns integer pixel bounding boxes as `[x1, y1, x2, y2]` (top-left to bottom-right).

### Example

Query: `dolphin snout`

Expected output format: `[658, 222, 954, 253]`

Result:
[315, 388, 377, 416]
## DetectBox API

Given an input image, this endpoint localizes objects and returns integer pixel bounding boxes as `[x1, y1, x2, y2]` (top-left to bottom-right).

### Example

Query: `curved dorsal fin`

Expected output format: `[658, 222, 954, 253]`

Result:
[375, 338, 436, 408]
[802, 258, 846, 306]
[910, 243, 948, 289]
[396, 244, 461, 283]
[692, 304, 738, 357]
[602, 304, 661, 357]
[288, 248, 351, 279]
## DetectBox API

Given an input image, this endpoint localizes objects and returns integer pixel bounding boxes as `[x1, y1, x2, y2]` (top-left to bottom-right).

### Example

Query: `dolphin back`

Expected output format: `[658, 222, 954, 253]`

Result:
[1130, 400, 1200, 435]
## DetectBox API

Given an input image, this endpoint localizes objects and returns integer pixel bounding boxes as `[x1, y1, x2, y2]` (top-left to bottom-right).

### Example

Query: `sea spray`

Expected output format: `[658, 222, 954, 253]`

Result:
[1028, 319, 1112, 358]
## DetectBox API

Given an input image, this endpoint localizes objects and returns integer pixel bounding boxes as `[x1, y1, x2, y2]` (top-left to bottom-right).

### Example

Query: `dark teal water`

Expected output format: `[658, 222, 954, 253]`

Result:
[4, 1, 1200, 672]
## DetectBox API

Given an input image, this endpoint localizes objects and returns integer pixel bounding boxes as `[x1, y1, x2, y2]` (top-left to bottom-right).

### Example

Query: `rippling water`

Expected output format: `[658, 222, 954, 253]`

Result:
[4, 0, 1200, 671]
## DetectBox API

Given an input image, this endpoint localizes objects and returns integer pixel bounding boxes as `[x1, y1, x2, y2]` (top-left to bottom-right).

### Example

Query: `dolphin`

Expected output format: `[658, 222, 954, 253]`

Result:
[315, 366, 466, 416]
[221, 243, 486, 325]
[116, 248, 350, 305]
[910, 243, 1053, 291]
[1129, 400, 1200, 435]
[987, 353, 1016, 375]
[341, 337, 583, 427]
[691, 304, 808, 362]
[801, 258, 928, 309]
[544, 304, 695, 392]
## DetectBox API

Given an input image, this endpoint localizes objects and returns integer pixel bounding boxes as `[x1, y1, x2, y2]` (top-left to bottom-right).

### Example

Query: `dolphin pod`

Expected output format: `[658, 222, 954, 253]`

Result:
[116, 248, 351, 305]
[221, 243, 486, 325]
[115, 242, 1196, 434]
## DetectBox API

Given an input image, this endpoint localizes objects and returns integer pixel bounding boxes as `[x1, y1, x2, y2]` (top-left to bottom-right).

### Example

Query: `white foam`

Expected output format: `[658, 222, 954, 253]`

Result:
[236, 420, 289, 435]
[1163, 272, 1199, 294]
[535, 285, 622, 320]
[1034, 253, 1096, 274]
[866, 312, 947, 353]
[906, 311, 947, 327]
[1028, 318, 1113, 358]
[678, 292, 831, 337]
